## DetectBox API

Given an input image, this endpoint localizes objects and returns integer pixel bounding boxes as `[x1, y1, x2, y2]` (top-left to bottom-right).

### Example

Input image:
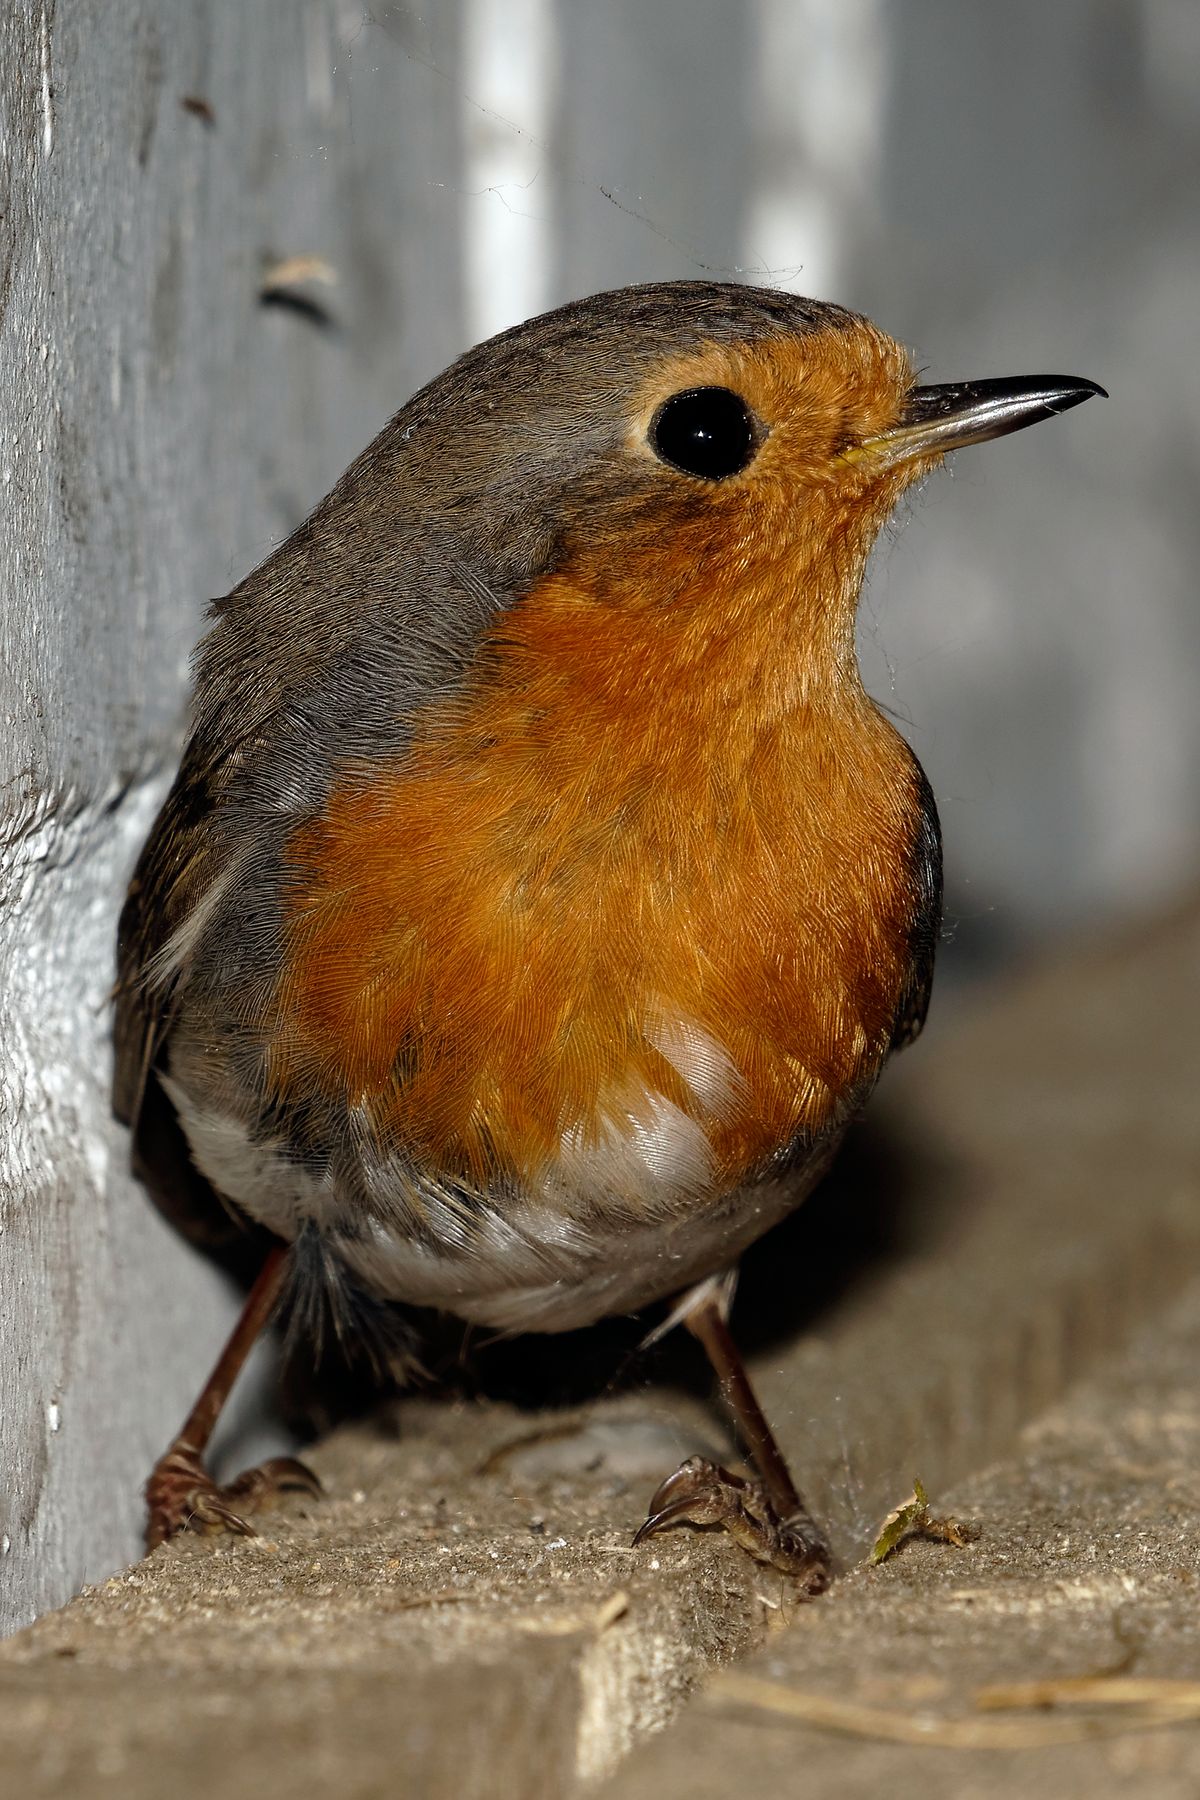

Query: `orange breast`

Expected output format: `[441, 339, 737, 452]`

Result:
[271, 533, 923, 1200]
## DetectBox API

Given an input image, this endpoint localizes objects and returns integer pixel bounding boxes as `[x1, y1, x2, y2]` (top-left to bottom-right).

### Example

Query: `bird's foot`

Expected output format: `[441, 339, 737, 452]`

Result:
[633, 1455, 831, 1592]
[144, 1439, 322, 1551]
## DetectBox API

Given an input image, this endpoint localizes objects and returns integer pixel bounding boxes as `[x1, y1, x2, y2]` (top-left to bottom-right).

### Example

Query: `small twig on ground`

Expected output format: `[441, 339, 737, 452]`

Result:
[710, 1669, 1200, 1750]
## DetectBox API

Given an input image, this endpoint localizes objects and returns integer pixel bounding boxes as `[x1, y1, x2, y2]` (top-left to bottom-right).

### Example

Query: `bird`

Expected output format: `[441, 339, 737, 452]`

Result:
[114, 280, 1103, 1585]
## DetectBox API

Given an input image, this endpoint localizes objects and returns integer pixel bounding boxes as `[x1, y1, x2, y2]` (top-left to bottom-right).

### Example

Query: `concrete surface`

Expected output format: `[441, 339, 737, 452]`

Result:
[604, 1275, 1200, 1800]
[0, 1392, 769, 1796]
[0, 902, 1197, 1797]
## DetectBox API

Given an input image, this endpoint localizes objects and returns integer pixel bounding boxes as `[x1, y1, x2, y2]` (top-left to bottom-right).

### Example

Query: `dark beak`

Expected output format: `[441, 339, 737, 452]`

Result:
[852, 374, 1106, 469]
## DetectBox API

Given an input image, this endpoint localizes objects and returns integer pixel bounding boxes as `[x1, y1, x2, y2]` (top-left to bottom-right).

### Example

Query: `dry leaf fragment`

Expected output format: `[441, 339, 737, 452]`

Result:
[871, 1477, 973, 1565]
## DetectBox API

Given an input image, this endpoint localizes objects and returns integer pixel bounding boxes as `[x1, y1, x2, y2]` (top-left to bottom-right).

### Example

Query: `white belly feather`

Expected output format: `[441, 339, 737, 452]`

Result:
[163, 1017, 832, 1333]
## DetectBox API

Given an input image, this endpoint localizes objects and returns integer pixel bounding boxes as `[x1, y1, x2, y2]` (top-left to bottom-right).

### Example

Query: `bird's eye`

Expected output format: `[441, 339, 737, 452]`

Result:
[648, 387, 759, 481]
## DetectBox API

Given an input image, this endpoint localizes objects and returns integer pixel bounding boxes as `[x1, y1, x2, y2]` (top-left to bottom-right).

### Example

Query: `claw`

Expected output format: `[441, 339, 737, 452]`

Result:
[224, 1456, 323, 1504]
[634, 1455, 830, 1591]
[145, 1441, 322, 1550]
[184, 1488, 256, 1539]
[633, 1456, 751, 1542]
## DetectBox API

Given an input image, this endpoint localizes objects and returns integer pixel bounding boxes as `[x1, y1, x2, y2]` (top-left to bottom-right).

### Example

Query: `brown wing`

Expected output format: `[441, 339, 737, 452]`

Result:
[113, 751, 271, 1270]
[889, 760, 943, 1051]
[114, 746, 215, 1125]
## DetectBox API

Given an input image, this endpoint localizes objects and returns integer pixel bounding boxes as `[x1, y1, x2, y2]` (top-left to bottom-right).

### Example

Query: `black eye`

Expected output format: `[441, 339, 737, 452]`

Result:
[648, 386, 759, 480]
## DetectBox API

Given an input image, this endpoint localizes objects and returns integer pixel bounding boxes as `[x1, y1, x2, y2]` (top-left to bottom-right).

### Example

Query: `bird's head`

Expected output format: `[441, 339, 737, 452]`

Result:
[346, 281, 1102, 717]
[204, 281, 1102, 777]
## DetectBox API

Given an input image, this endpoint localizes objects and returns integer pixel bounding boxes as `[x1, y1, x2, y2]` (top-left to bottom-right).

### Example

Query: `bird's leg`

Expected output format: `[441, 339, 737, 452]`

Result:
[144, 1244, 321, 1550]
[634, 1275, 831, 1592]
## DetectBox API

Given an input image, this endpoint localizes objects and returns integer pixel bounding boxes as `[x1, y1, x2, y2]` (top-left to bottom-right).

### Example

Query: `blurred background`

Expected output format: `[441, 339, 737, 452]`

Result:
[3, 0, 1197, 1631]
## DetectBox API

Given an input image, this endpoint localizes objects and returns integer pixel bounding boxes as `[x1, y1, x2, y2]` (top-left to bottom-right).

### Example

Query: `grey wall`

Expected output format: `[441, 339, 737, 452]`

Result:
[0, 0, 464, 1632]
[2, 0, 1194, 1630]
[851, 0, 1200, 956]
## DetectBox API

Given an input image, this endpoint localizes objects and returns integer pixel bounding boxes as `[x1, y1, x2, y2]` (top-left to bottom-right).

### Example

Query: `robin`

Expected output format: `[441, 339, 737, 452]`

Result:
[115, 281, 1102, 1587]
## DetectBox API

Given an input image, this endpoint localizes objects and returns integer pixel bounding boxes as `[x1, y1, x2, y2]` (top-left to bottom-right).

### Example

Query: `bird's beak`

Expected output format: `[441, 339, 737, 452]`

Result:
[847, 374, 1106, 470]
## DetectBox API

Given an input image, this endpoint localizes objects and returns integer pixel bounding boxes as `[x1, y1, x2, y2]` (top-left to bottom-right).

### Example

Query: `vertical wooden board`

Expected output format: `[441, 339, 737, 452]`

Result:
[0, 0, 463, 1632]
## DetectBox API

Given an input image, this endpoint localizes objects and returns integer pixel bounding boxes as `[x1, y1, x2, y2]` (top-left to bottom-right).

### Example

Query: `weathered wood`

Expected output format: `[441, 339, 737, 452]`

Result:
[0, 0, 463, 1632]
